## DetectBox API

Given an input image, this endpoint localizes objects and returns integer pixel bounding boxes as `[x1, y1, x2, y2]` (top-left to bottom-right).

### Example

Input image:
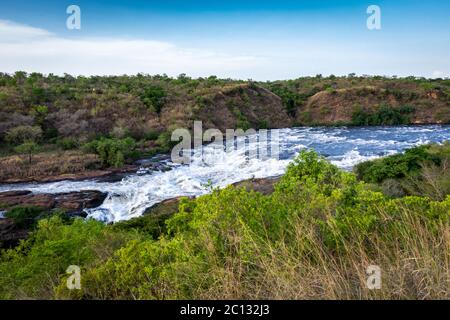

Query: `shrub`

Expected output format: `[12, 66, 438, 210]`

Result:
[232, 108, 251, 130]
[354, 145, 440, 183]
[156, 132, 176, 152]
[140, 85, 166, 113]
[112, 212, 172, 240]
[31, 105, 49, 126]
[14, 142, 40, 164]
[401, 159, 450, 201]
[83, 137, 136, 167]
[1, 149, 449, 300]
[0, 217, 133, 299]
[4, 206, 44, 229]
[351, 105, 414, 126]
[0, 112, 34, 140]
[257, 119, 269, 129]
[5, 125, 43, 145]
[143, 130, 159, 141]
[57, 137, 78, 150]
[355, 143, 450, 200]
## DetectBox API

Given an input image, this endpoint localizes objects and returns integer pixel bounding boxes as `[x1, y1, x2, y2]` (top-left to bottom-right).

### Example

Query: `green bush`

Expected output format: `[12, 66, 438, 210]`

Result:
[14, 142, 40, 164]
[265, 84, 301, 116]
[355, 145, 441, 183]
[140, 85, 166, 113]
[143, 130, 159, 141]
[232, 108, 251, 130]
[57, 137, 78, 150]
[4, 206, 44, 229]
[351, 105, 414, 126]
[112, 208, 179, 240]
[0, 217, 133, 299]
[1, 150, 449, 300]
[5, 125, 43, 145]
[83, 137, 136, 167]
[31, 105, 49, 126]
[156, 132, 177, 152]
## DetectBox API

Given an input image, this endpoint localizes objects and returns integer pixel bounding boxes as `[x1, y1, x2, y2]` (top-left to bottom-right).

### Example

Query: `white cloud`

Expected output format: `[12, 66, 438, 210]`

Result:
[0, 20, 264, 77]
[0, 20, 52, 42]
[432, 70, 447, 78]
[1, 20, 448, 80]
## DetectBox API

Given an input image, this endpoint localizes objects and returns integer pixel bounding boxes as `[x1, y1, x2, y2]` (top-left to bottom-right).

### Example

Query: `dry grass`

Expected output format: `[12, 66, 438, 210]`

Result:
[194, 208, 449, 300]
[0, 151, 101, 182]
[402, 159, 450, 201]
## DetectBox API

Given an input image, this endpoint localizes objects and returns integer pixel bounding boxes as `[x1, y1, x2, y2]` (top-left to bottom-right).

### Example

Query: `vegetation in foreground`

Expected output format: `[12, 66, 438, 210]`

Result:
[0, 147, 448, 300]
[1, 72, 449, 182]
[356, 142, 450, 201]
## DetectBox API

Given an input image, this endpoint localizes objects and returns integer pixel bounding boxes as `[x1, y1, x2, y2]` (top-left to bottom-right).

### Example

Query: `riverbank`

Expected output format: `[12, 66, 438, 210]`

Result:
[1, 124, 449, 185]
[1, 137, 448, 251]
[1, 74, 449, 184]
[0, 150, 172, 184]
[1, 125, 449, 223]
[1, 149, 448, 299]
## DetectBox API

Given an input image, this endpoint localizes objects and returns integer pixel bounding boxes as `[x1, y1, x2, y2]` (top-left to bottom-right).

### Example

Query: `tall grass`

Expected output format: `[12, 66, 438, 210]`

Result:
[1, 150, 448, 300]
[197, 207, 449, 300]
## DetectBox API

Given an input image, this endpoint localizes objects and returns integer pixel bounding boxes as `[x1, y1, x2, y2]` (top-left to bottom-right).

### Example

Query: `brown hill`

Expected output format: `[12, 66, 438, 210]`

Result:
[296, 86, 449, 125]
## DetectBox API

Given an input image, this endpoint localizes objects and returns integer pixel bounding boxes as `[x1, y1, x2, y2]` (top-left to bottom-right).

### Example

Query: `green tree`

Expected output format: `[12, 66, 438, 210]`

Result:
[84, 137, 136, 167]
[14, 141, 40, 164]
[31, 105, 49, 125]
[140, 85, 166, 113]
[5, 125, 43, 145]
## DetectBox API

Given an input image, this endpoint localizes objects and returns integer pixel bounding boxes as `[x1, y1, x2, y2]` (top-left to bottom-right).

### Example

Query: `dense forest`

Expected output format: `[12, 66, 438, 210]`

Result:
[0, 72, 449, 182]
[0, 143, 449, 299]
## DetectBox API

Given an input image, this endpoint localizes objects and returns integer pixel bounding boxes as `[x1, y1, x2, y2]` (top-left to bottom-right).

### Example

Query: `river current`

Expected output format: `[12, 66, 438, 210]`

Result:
[0, 125, 449, 222]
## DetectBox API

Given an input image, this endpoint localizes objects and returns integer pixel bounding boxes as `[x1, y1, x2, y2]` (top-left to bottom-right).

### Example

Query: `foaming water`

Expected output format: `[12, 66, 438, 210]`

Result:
[0, 125, 449, 222]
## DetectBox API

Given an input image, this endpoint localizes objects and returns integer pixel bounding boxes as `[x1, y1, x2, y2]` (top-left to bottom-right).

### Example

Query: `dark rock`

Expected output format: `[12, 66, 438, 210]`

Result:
[54, 190, 107, 213]
[143, 196, 193, 216]
[0, 190, 107, 215]
[64, 211, 88, 219]
[116, 195, 194, 240]
[0, 218, 29, 248]
[233, 177, 280, 195]
[0, 190, 32, 197]
[0, 190, 107, 248]
[0, 191, 55, 210]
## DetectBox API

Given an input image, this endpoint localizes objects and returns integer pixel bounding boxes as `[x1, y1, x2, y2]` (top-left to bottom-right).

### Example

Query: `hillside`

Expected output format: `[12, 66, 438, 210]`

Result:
[0, 73, 449, 181]
[297, 86, 449, 125]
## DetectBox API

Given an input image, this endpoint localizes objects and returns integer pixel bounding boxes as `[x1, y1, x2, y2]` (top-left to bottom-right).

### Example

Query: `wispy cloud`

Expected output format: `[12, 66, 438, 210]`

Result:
[0, 20, 52, 41]
[0, 20, 264, 77]
[0, 19, 448, 80]
[432, 70, 447, 79]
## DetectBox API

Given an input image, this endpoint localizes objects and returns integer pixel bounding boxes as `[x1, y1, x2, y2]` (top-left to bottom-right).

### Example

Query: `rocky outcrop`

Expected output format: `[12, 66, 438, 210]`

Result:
[0, 218, 29, 248]
[233, 177, 280, 195]
[0, 190, 107, 248]
[0, 190, 107, 214]
[296, 86, 450, 125]
[143, 196, 193, 216]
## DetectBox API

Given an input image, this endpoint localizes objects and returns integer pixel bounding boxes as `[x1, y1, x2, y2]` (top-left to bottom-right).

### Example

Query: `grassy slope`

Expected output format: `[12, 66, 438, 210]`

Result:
[1, 73, 449, 181]
[0, 149, 448, 300]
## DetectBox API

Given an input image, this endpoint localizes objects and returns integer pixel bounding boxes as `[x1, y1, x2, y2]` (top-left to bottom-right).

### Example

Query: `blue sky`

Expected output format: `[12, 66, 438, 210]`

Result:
[0, 0, 449, 79]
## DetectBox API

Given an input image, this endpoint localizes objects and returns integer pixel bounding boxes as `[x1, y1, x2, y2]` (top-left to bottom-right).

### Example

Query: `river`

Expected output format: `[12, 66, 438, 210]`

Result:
[0, 125, 449, 222]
